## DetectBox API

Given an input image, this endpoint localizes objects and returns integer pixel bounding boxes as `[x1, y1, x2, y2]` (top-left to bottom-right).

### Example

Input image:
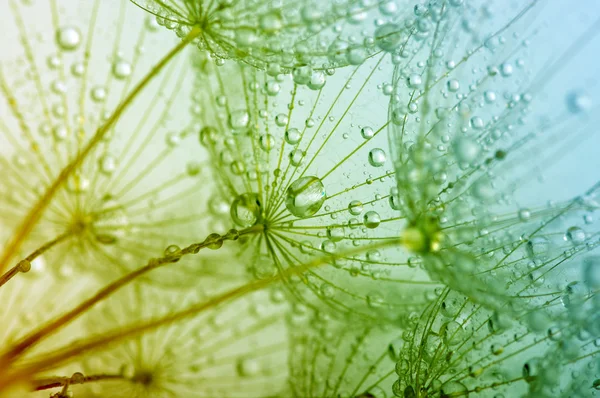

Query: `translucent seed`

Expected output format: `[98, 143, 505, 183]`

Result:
[363, 211, 381, 229]
[285, 176, 326, 218]
[230, 193, 261, 227]
[56, 26, 81, 51]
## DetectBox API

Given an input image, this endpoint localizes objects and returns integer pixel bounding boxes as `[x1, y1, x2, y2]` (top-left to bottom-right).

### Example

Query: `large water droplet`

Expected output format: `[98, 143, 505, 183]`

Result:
[56, 26, 81, 51]
[368, 148, 386, 167]
[374, 23, 402, 52]
[565, 226, 586, 245]
[285, 176, 326, 218]
[230, 193, 261, 227]
[363, 211, 381, 229]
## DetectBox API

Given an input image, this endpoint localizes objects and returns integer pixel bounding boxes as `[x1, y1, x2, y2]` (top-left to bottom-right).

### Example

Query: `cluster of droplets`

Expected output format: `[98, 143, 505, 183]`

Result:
[132, 0, 431, 71]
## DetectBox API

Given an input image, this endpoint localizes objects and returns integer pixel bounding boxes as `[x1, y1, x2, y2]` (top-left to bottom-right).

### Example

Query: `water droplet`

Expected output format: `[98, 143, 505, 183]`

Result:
[285, 176, 326, 218]
[526, 237, 549, 261]
[440, 321, 465, 346]
[518, 208, 531, 221]
[259, 12, 283, 33]
[91, 86, 106, 102]
[17, 260, 31, 273]
[237, 358, 260, 377]
[112, 60, 132, 79]
[565, 226, 586, 245]
[440, 381, 468, 397]
[275, 113, 288, 127]
[230, 193, 261, 227]
[228, 110, 250, 131]
[98, 154, 117, 175]
[407, 74, 422, 88]
[452, 137, 480, 163]
[500, 63, 513, 77]
[348, 200, 363, 215]
[363, 211, 381, 229]
[289, 149, 305, 166]
[566, 91, 592, 114]
[374, 23, 402, 52]
[56, 26, 81, 51]
[447, 79, 460, 92]
[199, 126, 217, 147]
[293, 65, 312, 85]
[285, 128, 301, 145]
[259, 134, 274, 151]
[307, 71, 326, 90]
[360, 126, 374, 140]
[484, 90, 497, 103]
[368, 148, 386, 167]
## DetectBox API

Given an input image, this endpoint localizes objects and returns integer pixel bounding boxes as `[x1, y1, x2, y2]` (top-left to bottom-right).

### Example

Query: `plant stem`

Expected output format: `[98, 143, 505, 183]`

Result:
[0, 231, 73, 288]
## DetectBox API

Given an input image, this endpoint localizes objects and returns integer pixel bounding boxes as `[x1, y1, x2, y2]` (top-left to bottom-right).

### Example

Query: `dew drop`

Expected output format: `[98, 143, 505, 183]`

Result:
[363, 211, 381, 229]
[56, 26, 81, 51]
[566, 91, 592, 114]
[368, 148, 386, 167]
[230, 193, 261, 227]
[361, 126, 374, 140]
[285, 128, 301, 145]
[348, 200, 363, 215]
[374, 23, 402, 52]
[98, 154, 117, 175]
[565, 226, 586, 245]
[228, 110, 250, 131]
[285, 176, 326, 218]
[112, 60, 132, 79]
